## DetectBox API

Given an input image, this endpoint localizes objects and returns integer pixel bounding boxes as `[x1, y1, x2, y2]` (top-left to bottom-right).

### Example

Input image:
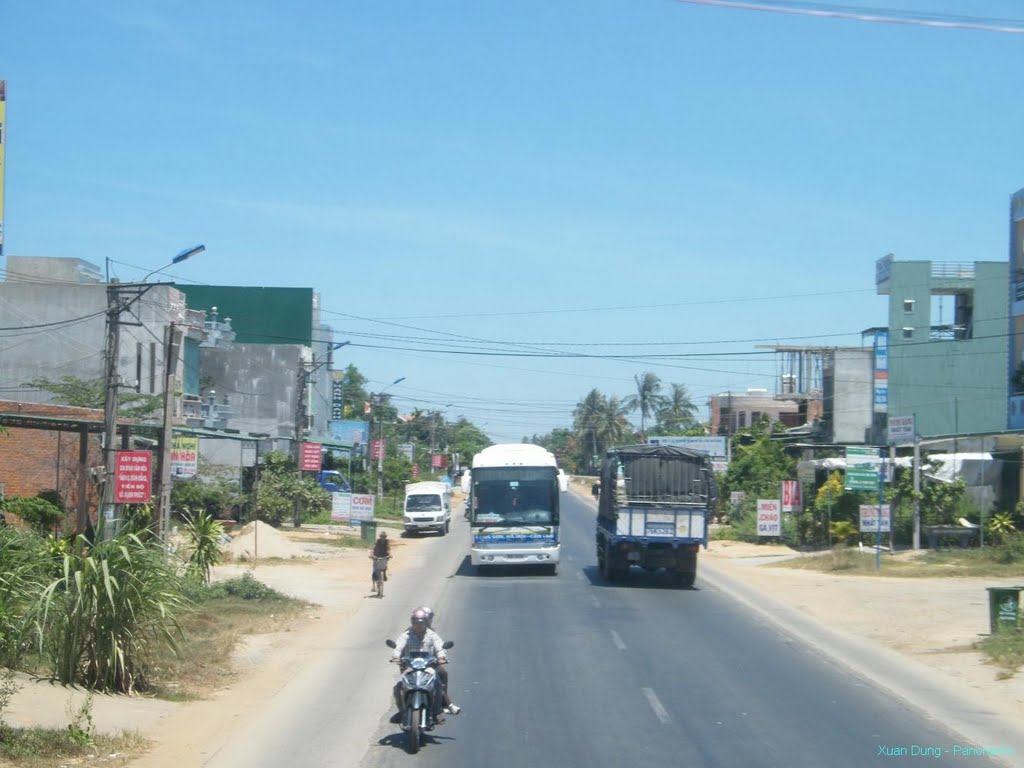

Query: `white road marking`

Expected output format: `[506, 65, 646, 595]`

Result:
[642, 687, 671, 724]
[610, 629, 627, 651]
[589, 594, 601, 608]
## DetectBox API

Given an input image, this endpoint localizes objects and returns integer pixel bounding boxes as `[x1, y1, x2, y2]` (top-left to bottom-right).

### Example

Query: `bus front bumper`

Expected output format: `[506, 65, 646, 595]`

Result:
[471, 546, 560, 566]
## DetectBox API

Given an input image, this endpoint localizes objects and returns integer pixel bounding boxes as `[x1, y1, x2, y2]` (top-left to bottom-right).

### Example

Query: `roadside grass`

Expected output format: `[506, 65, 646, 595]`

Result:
[145, 574, 311, 701]
[774, 547, 1024, 578]
[0, 724, 148, 768]
[977, 632, 1024, 679]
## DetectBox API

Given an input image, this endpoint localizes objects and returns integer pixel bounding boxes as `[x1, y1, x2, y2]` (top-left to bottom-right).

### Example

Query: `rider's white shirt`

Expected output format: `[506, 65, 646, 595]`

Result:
[393, 627, 447, 661]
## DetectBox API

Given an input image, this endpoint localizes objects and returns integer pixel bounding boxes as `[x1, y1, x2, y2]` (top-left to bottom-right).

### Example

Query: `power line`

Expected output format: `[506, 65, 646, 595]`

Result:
[673, 0, 1024, 34]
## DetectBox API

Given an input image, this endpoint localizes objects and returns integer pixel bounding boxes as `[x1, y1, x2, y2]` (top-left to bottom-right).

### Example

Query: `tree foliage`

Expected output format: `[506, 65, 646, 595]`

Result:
[252, 451, 329, 527]
[2, 496, 64, 534]
[24, 375, 162, 419]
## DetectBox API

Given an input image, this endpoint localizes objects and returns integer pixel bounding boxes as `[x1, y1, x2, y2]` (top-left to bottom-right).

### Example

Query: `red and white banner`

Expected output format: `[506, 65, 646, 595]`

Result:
[301, 442, 323, 472]
[114, 451, 152, 503]
[370, 439, 384, 461]
[781, 480, 802, 512]
[757, 499, 782, 537]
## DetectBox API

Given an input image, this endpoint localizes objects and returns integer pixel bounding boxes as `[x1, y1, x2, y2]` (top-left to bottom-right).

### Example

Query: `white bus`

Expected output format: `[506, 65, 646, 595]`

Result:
[467, 443, 562, 574]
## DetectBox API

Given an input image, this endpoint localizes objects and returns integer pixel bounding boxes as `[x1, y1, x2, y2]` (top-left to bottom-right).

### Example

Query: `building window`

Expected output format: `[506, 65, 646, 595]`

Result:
[903, 299, 915, 313]
[902, 327, 914, 340]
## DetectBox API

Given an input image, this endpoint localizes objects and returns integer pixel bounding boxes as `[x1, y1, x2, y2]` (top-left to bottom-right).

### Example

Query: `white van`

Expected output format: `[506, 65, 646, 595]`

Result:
[403, 481, 452, 536]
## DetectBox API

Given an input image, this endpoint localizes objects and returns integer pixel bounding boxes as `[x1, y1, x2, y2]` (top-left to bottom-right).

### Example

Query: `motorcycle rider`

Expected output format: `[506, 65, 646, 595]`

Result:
[416, 606, 459, 714]
[390, 608, 459, 722]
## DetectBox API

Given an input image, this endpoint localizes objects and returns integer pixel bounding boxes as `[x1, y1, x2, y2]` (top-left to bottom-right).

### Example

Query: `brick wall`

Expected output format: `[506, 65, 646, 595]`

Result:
[0, 400, 105, 527]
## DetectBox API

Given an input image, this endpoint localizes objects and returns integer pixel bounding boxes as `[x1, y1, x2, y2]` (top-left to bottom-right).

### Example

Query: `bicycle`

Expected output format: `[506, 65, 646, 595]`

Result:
[372, 555, 390, 598]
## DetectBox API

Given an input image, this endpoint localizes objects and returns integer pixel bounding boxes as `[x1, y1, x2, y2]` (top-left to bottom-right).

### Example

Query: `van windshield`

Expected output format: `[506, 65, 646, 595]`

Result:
[406, 494, 442, 512]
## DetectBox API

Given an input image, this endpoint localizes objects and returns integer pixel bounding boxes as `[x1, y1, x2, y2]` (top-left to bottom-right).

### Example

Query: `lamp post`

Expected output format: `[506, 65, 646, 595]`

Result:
[101, 245, 205, 540]
[375, 377, 406, 499]
[293, 341, 351, 527]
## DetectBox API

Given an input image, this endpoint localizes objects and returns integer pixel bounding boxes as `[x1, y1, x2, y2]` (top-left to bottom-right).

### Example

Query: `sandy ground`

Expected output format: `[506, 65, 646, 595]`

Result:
[5, 506, 1024, 764]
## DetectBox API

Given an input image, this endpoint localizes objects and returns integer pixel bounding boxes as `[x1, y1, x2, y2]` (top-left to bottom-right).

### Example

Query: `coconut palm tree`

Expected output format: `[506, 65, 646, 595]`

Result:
[596, 396, 632, 451]
[573, 389, 606, 471]
[657, 382, 698, 432]
[624, 372, 667, 443]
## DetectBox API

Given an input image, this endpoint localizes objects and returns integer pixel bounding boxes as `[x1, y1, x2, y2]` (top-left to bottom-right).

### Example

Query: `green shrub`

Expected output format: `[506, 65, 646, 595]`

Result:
[204, 573, 287, 601]
[3, 497, 63, 534]
[181, 510, 225, 584]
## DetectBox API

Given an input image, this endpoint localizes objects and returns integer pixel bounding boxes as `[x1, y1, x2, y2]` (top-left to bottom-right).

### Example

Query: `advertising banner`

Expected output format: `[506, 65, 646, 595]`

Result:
[301, 442, 322, 472]
[431, 454, 447, 469]
[170, 436, 199, 478]
[757, 499, 782, 537]
[873, 330, 889, 414]
[781, 480, 802, 512]
[115, 451, 152, 503]
[399, 443, 415, 462]
[845, 446, 880, 490]
[331, 372, 346, 420]
[350, 493, 375, 522]
[887, 415, 915, 445]
[328, 419, 369, 448]
[330, 492, 352, 523]
[0, 81, 5, 257]
[370, 439, 384, 461]
[859, 504, 891, 533]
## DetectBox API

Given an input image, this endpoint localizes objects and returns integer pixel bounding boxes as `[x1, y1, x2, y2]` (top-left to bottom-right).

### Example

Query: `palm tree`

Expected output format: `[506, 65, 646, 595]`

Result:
[573, 389, 606, 471]
[624, 372, 666, 443]
[657, 382, 698, 432]
[596, 396, 632, 451]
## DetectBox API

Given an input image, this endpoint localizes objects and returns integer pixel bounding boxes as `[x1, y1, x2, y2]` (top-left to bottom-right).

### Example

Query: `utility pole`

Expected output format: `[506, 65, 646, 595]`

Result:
[293, 342, 351, 527]
[293, 361, 310, 528]
[99, 283, 126, 539]
[157, 322, 183, 545]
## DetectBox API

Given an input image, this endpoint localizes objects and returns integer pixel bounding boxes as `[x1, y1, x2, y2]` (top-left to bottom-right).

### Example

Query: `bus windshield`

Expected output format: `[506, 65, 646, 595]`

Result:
[471, 467, 558, 525]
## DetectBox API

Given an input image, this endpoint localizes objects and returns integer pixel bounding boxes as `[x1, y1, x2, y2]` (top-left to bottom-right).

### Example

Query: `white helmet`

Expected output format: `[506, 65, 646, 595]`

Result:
[418, 605, 435, 628]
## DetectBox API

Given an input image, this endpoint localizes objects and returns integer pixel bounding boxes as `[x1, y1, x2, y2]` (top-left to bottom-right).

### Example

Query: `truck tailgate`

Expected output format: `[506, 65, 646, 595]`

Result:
[614, 505, 706, 542]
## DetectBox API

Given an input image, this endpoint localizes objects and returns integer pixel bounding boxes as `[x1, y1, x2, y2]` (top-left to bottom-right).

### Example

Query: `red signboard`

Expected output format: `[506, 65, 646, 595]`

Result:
[781, 480, 802, 512]
[371, 439, 384, 461]
[412, 464, 419, 478]
[114, 451, 152, 503]
[301, 442, 323, 472]
[431, 454, 447, 469]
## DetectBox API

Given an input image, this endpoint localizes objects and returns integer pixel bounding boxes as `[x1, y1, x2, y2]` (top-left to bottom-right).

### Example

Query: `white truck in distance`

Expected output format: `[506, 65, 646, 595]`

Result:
[403, 481, 452, 536]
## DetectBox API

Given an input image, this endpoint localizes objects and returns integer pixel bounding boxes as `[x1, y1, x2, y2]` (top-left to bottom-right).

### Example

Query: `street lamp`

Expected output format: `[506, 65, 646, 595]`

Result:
[101, 245, 206, 541]
[375, 377, 406, 499]
[142, 244, 206, 282]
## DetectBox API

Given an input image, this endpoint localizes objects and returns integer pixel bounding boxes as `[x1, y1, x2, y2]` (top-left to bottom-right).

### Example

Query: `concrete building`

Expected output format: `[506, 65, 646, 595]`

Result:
[875, 254, 1008, 439]
[708, 388, 802, 436]
[0, 262, 190, 409]
[1008, 187, 1024, 429]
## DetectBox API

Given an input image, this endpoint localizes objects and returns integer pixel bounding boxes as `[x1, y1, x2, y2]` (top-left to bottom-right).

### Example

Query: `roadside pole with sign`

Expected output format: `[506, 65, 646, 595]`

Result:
[846, 446, 886, 570]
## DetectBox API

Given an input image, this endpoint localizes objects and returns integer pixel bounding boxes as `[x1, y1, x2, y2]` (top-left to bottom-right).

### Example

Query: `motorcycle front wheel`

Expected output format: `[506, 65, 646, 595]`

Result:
[408, 709, 421, 753]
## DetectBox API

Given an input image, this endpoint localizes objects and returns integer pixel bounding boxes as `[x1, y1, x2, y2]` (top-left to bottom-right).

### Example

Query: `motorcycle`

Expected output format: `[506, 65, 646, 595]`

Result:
[386, 638, 455, 753]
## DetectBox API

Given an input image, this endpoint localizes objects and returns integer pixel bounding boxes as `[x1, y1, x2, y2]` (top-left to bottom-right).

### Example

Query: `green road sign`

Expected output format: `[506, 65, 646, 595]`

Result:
[845, 446, 880, 491]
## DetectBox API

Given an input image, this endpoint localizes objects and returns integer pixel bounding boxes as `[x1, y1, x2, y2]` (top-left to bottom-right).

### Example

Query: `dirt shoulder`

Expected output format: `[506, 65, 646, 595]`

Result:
[703, 539, 1024, 723]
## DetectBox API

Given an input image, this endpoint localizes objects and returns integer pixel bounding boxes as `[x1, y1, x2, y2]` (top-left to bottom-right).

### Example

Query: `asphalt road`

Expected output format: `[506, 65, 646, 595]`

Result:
[359, 492, 980, 767]
[202, 492, 999, 767]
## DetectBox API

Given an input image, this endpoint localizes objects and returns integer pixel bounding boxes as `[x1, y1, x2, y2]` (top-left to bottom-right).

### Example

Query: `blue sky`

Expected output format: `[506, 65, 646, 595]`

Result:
[4, 1, 1023, 442]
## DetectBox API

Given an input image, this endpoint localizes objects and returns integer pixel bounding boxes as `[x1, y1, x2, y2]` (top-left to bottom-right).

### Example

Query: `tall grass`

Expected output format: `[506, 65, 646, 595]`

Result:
[36, 533, 189, 693]
[0, 527, 49, 667]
